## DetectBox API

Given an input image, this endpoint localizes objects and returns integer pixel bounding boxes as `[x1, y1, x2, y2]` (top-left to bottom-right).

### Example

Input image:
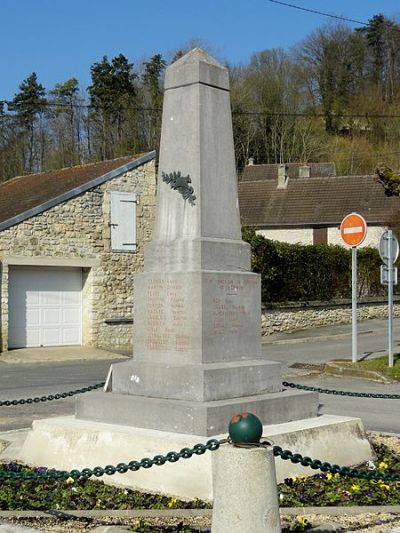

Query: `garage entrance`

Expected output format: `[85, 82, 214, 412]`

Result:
[8, 266, 82, 349]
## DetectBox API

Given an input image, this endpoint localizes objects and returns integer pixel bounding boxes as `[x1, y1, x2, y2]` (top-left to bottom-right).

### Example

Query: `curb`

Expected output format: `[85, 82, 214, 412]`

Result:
[325, 361, 393, 383]
[0, 510, 212, 520]
[2, 506, 400, 519]
[262, 329, 375, 346]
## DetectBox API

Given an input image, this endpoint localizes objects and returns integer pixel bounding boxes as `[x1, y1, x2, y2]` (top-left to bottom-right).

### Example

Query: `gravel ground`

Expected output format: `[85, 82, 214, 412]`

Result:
[283, 513, 400, 532]
[4, 513, 400, 532]
[0, 516, 211, 532]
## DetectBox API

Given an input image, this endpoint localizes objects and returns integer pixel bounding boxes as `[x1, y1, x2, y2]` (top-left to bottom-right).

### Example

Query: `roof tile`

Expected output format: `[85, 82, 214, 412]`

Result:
[238, 175, 400, 226]
[0, 156, 138, 226]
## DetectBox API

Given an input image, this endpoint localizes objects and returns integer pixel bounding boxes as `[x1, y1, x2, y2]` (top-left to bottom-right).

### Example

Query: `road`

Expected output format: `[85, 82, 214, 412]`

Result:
[285, 374, 400, 434]
[261, 318, 400, 434]
[261, 317, 397, 368]
[0, 359, 123, 431]
[1, 318, 400, 433]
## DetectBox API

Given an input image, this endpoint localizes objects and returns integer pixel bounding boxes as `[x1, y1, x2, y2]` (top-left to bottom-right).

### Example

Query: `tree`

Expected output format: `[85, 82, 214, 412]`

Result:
[8, 73, 47, 172]
[141, 54, 166, 150]
[230, 48, 325, 168]
[48, 78, 83, 167]
[297, 24, 366, 133]
[376, 163, 400, 196]
[358, 14, 400, 102]
[88, 54, 138, 159]
[0, 102, 7, 181]
[142, 54, 166, 106]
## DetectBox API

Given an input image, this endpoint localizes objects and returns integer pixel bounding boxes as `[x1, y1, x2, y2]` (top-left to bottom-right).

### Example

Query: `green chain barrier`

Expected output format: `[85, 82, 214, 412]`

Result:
[272, 445, 400, 482]
[283, 381, 400, 399]
[0, 439, 221, 481]
[0, 382, 105, 407]
[1, 440, 399, 483]
[3, 381, 400, 406]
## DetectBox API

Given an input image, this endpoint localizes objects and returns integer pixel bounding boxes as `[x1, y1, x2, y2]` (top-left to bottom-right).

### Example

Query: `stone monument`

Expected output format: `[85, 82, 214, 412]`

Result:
[18, 49, 373, 500]
[75, 48, 317, 434]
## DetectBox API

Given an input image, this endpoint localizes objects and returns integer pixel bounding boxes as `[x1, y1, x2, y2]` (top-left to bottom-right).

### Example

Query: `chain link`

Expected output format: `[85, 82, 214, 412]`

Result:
[283, 381, 400, 399]
[1, 439, 399, 483]
[3, 380, 400, 406]
[272, 445, 400, 481]
[0, 382, 105, 407]
[0, 439, 221, 481]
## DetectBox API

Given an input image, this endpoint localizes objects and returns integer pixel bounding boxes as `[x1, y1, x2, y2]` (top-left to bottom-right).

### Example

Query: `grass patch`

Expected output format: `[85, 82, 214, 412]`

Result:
[352, 353, 400, 381]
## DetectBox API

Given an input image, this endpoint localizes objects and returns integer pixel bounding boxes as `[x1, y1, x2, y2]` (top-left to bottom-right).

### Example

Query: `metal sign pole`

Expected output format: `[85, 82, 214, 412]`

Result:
[388, 230, 394, 368]
[352, 246, 358, 363]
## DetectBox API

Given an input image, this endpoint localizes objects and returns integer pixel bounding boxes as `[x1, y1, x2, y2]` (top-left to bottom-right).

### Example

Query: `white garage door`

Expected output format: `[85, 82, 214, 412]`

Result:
[8, 267, 82, 349]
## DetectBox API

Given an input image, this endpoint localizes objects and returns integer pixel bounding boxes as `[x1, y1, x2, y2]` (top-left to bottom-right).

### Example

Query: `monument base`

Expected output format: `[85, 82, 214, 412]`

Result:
[16, 415, 374, 500]
[110, 359, 283, 401]
[76, 388, 318, 436]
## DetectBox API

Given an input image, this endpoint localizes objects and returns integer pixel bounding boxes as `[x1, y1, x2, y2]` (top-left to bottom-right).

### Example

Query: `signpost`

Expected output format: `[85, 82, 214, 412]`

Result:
[340, 213, 367, 363]
[379, 229, 399, 368]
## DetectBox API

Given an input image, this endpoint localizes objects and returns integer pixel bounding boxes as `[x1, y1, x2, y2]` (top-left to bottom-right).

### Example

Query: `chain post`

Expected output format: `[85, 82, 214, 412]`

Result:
[212, 414, 281, 533]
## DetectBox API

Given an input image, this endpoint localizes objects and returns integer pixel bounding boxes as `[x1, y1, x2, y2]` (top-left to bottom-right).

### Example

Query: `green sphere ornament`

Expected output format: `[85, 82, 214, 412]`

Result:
[228, 412, 263, 444]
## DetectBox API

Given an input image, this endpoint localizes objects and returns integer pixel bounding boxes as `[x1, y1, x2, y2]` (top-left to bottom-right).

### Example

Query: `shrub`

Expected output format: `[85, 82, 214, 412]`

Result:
[243, 230, 384, 303]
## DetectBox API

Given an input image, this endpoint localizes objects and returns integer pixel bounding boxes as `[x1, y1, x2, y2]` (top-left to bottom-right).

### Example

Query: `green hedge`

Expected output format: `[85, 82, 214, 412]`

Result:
[243, 231, 384, 303]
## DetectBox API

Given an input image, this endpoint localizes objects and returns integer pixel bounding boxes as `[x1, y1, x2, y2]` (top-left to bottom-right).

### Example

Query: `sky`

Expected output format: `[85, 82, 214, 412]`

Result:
[2, 0, 400, 101]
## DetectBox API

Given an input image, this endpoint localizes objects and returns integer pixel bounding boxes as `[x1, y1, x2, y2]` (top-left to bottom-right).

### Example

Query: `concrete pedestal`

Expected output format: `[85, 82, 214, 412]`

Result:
[212, 445, 281, 533]
[17, 414, 374, 501]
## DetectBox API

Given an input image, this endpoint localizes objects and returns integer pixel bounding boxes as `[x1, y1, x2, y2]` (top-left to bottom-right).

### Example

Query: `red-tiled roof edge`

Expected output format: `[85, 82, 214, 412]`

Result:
[0, 151, 156, 233]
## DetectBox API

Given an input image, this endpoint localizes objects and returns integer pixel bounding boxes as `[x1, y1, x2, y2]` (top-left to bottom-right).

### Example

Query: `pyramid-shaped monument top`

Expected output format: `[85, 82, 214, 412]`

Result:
[165, 48, 229, 91]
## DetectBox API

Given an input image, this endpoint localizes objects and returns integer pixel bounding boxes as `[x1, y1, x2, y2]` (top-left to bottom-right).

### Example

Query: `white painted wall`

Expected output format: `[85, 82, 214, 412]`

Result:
[257, 228, 313, 245]
[328, 225, 385, 248]
[256, 225, 386, 248]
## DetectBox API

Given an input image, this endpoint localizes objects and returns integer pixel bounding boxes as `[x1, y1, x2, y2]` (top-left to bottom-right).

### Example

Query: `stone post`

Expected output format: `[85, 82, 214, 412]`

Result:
[212, 444, 281, 533]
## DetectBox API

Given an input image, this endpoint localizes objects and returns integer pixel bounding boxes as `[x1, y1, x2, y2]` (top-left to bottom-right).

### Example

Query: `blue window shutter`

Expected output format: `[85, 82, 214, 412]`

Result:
[110, 192, 137, 251]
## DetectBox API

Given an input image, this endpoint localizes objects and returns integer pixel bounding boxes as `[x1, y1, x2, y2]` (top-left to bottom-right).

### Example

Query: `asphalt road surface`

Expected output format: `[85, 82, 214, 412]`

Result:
[261, 318, 400, 434]
[285, 374, 400, 434]
[261, 319, 395, 368]
[0, 359, 123, 431]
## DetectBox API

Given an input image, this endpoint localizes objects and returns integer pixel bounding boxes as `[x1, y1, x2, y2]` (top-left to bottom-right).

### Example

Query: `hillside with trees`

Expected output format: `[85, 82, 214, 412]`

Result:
[1, 14, 400, 182]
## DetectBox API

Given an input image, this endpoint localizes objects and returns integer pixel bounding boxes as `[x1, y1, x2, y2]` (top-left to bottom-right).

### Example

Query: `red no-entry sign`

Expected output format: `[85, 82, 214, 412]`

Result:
[340, 212, 368, 363]
[340, 213, 367, 247]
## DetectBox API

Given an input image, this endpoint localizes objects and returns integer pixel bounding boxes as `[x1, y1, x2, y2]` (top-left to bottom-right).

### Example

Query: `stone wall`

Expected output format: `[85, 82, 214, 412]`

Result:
[0, 158, 156, 353]
[261, 298, 399, 336]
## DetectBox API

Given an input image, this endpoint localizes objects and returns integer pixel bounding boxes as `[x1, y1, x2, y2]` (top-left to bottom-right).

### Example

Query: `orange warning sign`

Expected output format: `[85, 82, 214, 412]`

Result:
[340, 213, 367, 247]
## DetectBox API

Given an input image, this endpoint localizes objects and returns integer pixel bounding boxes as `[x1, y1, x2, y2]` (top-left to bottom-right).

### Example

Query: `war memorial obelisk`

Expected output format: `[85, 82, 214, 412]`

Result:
[76, 48, 317, 433]
[19, 49, 373, 499]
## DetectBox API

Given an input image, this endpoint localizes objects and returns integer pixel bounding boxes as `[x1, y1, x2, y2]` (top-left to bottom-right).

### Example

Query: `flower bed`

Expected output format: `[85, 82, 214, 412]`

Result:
[1, 434, 400, 531]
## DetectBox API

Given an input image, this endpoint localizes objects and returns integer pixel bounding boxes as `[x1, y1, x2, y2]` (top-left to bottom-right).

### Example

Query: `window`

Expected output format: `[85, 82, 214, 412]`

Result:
[110, 191, 137, 251]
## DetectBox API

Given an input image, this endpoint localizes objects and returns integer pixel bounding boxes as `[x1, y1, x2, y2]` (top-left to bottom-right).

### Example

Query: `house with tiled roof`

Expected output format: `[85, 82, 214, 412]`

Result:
[0, 151, 156, 353]
[238, 161, 400, 247]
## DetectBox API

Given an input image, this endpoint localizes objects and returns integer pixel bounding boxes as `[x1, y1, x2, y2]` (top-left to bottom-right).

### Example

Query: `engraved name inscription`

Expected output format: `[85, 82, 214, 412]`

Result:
[208, 276, 257, 336]
[145, 278, 190, 352]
